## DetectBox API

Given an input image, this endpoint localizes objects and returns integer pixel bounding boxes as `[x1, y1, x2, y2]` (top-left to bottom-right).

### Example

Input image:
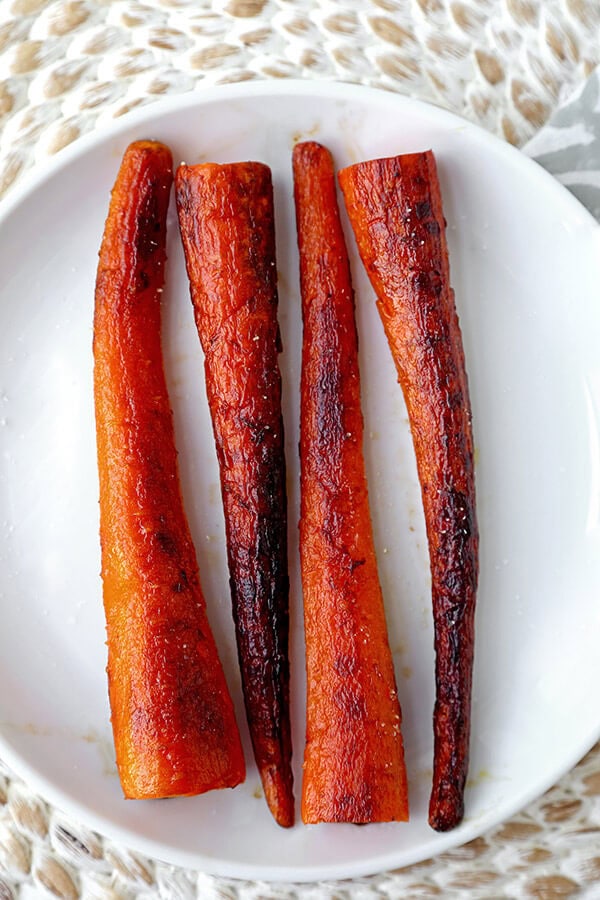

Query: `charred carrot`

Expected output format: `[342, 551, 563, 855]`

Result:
[94, 140, 245, 800]
[293, 141, 409, 824]
[175, 162, 294, 827]
[339, 152, 478, 832]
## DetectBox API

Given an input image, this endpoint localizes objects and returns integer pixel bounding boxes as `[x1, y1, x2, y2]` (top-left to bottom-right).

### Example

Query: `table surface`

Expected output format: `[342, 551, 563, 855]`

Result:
[1, 1, 599, 898]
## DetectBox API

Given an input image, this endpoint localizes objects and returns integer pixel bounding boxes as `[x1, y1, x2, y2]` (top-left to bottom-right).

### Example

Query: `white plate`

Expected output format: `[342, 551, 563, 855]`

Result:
[0, 81, 599, 882]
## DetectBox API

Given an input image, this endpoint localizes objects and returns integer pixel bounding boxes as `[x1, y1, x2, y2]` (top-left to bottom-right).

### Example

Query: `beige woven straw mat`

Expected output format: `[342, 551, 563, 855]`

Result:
[1, 1, 600, 897]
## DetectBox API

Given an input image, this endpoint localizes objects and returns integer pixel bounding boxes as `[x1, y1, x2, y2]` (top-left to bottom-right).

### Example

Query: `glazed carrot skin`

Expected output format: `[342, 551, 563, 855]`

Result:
[339, 152, 478, 832]
[293, 141, 409, 824]
[175, 162, 294, 827]
[94, 141, 245, 800]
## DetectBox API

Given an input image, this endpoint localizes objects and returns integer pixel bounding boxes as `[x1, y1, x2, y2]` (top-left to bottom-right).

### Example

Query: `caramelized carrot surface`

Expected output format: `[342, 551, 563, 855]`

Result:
[176, 162, 294, 827]
[339, 152, 478, 832]
[294, 141, 409, 824]
[94, 141, 245, 800]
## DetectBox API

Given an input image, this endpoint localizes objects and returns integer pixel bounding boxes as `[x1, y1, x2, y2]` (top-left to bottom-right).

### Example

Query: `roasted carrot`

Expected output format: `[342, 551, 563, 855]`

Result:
[339, 152, 478, 832]
[293, 141, 409, 824]
[175, 162, 294, 827]
[94, 140, 245, 800]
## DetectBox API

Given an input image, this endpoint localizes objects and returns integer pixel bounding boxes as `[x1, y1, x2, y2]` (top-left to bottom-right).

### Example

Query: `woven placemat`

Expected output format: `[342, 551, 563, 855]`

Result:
[1, 2, 600, 898]
[1, 0, 600, 199]
[1, 744, 600, 898]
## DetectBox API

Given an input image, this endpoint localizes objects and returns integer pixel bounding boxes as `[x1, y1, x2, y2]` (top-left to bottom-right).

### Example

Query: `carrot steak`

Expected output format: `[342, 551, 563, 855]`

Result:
[94, 141, 245, 800]
[176, 162, 294, 827]
[293, 141, 409, 824]
[339, 152, 478, 831]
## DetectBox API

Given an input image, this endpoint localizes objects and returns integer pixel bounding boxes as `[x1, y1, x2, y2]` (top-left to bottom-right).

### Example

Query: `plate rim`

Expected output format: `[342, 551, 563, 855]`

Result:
[1, 79, 599, 235]
[0, 79, 599, 883]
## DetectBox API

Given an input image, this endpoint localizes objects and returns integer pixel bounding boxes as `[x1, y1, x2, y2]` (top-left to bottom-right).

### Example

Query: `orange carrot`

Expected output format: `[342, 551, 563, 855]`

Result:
[339, 151, 478, 831]
[293, 141, 409, 824]
[176, 162, 294, 827]
[94, 140, 245, 800]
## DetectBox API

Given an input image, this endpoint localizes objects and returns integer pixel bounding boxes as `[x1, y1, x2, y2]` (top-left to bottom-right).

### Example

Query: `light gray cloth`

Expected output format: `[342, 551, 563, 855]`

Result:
[525, 67, 600, 222]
